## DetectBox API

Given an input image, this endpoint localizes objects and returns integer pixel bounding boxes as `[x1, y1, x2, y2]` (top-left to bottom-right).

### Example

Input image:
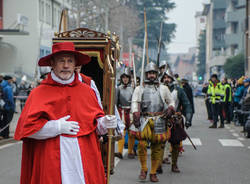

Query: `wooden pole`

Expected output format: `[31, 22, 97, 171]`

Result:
[140, 9, 147, 86]
[156, 22, 163, 67]
[144, 8, 149, 64]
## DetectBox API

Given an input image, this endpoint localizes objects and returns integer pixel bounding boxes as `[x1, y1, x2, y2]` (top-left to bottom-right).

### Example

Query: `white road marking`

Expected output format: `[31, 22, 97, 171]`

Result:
[219, 139, 244, 147]
[232, 133, 239, 137]
[0, 141, 22, 150]
[237, 137, 245, 141]
[183, 138, 202, 146]
[114, 149, 128, 167]
[229, 129, 235, 133]
[248, 146, 250, 149]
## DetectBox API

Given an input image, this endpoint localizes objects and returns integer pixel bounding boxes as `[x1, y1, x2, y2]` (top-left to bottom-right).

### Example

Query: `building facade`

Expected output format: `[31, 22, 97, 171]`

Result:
[0, 0, 72, 79]
[203, 0, 228, 79]
[194, 11, 206, 81]
[225, 0, 246, 56]
[202, 0, 248, 79]
[247, 0, 250, 76]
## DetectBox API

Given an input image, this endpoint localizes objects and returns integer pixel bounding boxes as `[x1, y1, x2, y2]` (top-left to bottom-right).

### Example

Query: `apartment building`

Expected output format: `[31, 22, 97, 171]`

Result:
[225, 0, 246, 56]
[202, 0, 227, 79]
[0, 0, 72, 78]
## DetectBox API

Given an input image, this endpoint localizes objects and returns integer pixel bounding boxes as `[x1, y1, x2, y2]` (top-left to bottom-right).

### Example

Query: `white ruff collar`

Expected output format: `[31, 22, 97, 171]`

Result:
[51, 71, 75, 85]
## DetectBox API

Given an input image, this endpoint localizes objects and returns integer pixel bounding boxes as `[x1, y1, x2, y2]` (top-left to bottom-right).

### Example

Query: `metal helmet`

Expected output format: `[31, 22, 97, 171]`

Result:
[120, 67, 131, 85]
[161, 69, 175, 82]
[120, 67, 131, 78]
[159, 60, 168, 68]
[145, 62, 158, 73]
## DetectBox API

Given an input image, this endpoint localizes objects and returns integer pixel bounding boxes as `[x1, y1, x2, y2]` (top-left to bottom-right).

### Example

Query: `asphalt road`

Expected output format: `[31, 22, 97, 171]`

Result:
[110, 98, 250, 184]
[1, 98, 250, 184]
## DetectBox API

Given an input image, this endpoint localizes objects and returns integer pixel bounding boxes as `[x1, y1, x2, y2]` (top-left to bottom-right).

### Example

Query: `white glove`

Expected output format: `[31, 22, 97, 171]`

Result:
[103, 115, 117, 129]
[58, 115, 80, 135]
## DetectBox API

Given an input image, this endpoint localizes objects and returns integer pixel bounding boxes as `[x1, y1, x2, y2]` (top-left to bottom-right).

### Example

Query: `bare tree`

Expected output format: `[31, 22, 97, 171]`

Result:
[69, 0, 140, 52]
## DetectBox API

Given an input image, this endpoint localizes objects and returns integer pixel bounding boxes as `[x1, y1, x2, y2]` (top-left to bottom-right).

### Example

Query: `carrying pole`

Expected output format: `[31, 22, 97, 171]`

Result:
[106, 54, 115, 184]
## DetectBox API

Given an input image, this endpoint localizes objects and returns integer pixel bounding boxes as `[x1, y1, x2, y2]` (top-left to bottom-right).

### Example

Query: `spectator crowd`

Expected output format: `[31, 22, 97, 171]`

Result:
[202, 74, 250, 137]
[0, 74, 32, 140]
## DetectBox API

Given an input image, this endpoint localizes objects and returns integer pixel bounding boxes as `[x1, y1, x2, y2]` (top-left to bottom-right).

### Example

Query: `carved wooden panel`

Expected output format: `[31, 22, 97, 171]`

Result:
[56, 28, 106, 39]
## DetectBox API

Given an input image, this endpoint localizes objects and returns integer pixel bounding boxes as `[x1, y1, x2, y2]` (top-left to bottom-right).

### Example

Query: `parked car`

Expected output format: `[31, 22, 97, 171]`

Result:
[194, 85, 205, 97]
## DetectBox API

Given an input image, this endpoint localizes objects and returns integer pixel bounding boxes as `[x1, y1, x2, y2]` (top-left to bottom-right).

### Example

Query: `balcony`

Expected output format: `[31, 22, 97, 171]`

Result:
[225, 33, 240, 46]
[213, 39, 225, 50]
[236, 0, 246, 8]
[213, 0, 227, 10]
[213, 19, 226, 29]
[225, 11, 242, 22]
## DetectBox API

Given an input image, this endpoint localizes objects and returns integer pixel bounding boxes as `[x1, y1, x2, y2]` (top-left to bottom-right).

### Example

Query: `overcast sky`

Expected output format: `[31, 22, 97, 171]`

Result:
[167, 0, 207, 54]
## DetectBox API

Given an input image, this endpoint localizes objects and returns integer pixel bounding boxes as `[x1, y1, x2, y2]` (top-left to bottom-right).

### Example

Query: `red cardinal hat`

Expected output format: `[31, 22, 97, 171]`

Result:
[38, 42, 90, 67]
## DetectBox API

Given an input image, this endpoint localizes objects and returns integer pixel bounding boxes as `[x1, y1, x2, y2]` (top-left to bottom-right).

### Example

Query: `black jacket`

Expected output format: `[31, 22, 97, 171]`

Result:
[183, 83, 195, 113]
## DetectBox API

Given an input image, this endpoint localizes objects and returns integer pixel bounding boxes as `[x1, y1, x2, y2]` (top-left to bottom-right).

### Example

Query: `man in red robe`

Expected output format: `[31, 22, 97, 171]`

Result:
[14, 42, 117, 184]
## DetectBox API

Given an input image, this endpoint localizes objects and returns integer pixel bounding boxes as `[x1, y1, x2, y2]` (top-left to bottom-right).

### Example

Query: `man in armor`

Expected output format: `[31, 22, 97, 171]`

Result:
[115, 67, 135, 159]
[158, 60, 168, 82]
[160, 71, 192, 173]
[131, 62, 175, 182]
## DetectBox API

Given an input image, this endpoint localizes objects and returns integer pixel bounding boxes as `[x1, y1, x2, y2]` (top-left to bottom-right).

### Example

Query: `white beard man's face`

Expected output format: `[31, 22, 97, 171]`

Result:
[51, 54, 76, 80]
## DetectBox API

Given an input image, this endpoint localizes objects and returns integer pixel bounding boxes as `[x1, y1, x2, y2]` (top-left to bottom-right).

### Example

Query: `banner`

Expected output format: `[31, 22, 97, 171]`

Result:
[122, 53, 134, 67]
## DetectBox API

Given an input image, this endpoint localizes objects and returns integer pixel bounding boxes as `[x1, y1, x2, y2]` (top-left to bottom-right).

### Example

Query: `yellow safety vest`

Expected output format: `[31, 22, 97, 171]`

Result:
[223, 83, 232, 102]
[207, 82, 223, 104]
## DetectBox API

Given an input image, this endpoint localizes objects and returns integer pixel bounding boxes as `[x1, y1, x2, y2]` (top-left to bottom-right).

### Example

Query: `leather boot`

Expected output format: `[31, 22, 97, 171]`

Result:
[218, 124, 224, 128]
[162, 157, 170, 164]
[128, 153, 135, 159]
[150, 174, 159, 182]
[156, 165, 163, 174]
[209, 124, 217, 128]
[114, 152, 123, 159]
[171, 164, 180, 173]
[139, 170, 147, 181]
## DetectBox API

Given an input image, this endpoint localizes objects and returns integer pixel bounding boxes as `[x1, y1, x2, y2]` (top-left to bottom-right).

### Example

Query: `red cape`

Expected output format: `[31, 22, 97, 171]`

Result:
[14, 73, 106, 184]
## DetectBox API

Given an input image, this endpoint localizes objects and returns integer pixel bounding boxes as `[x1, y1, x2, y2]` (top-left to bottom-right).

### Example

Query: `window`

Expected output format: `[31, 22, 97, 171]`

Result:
[213, 10, 225, 20]
[40, 48, 45, 58]
[200, 18, 205, 23]
[39, 0, 45, 21]
[52, 2, 61, 28]
[46, 50, 50, 55]
[232, 22, 238, 34]
[46, 1, 52, 25]
[231, 44, 238, 56]
[214, 29, 225, 41]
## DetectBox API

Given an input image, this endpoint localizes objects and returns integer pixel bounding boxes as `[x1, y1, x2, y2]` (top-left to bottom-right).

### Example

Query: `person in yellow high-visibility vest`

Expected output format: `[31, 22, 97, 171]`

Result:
[221, 78, 232, 124]
[207, 74, 225, 128]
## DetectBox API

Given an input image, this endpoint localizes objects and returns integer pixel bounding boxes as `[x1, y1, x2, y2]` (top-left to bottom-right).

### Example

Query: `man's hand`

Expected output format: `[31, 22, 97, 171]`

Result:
[133, 112, 141, 128]
[185, 121, 191, 129]
[164, 106, 175, 119]
[103, 115, 117, 129]
[58, 115, 80, 135]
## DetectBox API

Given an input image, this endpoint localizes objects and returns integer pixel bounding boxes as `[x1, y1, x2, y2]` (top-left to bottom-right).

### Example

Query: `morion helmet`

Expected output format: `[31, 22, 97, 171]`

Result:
[120, 67, 131, 78]
[159, 60, 168, 68]
[145, 62, 158, 73]
[161, 69, 175, 82]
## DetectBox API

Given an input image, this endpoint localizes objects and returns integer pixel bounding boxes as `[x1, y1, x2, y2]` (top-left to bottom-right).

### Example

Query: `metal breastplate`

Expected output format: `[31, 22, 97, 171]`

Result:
[154, 117, 166, 134]
[118, 85, 134, 108]
[141, 85, 164, 113]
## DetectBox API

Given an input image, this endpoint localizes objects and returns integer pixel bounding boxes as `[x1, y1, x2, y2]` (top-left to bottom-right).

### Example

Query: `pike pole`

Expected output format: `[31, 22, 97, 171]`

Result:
[140, 9, 148, 86]
[106, 55, 115, 184]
